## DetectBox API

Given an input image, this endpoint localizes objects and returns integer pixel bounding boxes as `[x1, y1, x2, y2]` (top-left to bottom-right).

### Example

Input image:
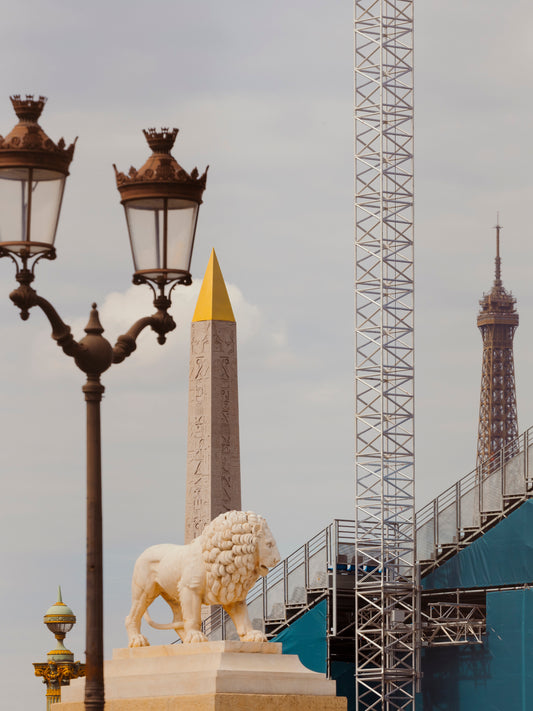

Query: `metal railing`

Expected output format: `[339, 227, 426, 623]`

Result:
[202, 519, 355, 638]
[416, 427, 533, 564]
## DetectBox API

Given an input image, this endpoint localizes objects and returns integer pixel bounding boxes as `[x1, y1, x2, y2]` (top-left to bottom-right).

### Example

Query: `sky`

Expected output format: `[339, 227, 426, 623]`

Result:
[1, 1, 533, 708]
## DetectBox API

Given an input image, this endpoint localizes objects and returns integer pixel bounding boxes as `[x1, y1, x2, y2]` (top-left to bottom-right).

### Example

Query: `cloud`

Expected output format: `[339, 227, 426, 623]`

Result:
[20, 275, 296, 383]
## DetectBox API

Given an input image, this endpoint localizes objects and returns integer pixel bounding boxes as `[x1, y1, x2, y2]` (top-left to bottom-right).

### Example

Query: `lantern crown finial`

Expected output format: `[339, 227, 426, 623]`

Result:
[114, 127, 208, 203]
[143, 127, 179, 154]
[0, 94, 76, 178]
[10, 94, 47, 122]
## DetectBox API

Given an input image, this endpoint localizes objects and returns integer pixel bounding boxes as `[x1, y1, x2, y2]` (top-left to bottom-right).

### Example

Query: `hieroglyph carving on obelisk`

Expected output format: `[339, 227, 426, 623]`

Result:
[184, 249, 241, 543]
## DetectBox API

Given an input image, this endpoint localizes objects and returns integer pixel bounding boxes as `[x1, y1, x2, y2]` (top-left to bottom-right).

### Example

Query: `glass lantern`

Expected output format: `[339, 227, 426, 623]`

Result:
[114, 127, 207, 289]
[0, 95, 75, 260]
[43, 587, 77, 662]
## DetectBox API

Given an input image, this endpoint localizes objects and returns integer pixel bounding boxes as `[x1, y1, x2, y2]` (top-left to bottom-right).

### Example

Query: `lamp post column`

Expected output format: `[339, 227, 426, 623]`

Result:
[83, 375, 105, 711]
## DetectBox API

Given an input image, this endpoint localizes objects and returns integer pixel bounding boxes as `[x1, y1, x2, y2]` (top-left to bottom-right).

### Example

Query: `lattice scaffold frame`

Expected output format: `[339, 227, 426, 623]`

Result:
[354, 1, 417, 709]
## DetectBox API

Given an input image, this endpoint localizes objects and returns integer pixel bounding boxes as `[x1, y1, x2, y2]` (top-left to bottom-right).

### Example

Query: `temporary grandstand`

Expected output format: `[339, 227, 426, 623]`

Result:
[202, 426, 533, 710]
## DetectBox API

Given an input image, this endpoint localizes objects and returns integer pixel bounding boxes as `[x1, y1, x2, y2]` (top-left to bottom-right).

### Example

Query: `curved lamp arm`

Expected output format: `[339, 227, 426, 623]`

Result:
[9, 282, 85, 362]
[9, 279, 176, 373]
[112, 295, 176, 364]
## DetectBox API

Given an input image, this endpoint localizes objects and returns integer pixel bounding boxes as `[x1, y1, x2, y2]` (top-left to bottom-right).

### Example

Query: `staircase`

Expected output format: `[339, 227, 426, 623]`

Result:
[416, 427, 533, 576]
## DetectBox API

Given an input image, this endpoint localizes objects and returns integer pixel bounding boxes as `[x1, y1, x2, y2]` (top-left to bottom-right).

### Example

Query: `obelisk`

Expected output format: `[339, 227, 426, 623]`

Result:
[184, 249, 241, 543]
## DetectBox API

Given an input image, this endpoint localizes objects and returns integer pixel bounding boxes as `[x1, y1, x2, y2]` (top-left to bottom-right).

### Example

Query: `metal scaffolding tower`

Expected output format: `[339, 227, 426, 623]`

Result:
[354, 1, 417, 709]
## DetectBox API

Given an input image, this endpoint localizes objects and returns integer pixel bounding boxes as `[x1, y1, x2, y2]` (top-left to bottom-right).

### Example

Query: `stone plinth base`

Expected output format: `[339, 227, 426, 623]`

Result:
[57, 693, 345, 710]
[56, 642, 346, 711]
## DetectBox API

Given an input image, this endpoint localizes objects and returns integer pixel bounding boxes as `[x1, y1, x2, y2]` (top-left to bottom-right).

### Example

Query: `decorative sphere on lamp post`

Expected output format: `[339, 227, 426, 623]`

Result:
[0, 95, 207, 711]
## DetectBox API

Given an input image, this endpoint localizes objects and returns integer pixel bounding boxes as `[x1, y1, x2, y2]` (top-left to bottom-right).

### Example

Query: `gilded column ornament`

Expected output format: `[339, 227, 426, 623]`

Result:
[33, 588, 85, 710]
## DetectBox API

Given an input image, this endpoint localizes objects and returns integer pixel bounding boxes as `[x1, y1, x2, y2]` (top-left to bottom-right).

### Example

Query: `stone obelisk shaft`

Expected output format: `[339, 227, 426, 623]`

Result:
[185, 250, 241, 543]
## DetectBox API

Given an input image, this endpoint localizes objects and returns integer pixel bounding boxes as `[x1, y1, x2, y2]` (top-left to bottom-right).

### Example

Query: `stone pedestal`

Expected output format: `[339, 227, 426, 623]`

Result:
[56, 642, 346, 711]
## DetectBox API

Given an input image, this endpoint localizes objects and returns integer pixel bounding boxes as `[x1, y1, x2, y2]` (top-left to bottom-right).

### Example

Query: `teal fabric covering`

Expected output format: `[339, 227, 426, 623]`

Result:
[422, 499, 533, 590]
[273, 598, 327, 673]
[273, 601, 354, 708]
[330, 661, 355, 711]
[421, 588, 533, 710]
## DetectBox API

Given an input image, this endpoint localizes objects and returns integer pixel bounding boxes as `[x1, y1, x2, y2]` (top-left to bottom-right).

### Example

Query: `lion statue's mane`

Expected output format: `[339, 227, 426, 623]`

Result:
[200, 510, 265, 605]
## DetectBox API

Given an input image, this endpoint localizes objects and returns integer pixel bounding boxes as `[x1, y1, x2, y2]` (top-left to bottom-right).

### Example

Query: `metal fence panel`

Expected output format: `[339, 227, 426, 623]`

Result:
[286, 563, 306, 605]
[437, 502, 457, 548]
[504, 452, 526, 496]
[417, 519, 435, 561]
[459, 484, 480, 530]
[481, 468, 503, 513]
[247, 595, 265, 633]
[308, 546, 328, 589]
[265, 578, 285, 620]
[527, 442, 533, 483]
[224, 615, 239, 641]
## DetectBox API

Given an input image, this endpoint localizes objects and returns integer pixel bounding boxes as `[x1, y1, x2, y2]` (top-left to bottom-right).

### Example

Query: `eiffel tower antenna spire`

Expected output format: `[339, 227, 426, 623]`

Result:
[494, 213, 502, 284]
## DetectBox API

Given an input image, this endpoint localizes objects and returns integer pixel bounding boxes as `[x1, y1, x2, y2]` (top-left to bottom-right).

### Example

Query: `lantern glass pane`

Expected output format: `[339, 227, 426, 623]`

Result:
[167, 199, 198, 273]
[0, 167, 65, 254]
[124, 197, 198, 278]
[46, 621, 74, 634]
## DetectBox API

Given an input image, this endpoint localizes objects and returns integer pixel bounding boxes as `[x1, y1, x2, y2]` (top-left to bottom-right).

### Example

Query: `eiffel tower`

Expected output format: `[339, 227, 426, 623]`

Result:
[477, 220, 519, 466]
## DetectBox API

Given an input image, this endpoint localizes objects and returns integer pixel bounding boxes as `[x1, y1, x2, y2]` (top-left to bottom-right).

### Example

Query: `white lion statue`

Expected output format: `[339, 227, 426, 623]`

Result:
[126, 510, 281, 646]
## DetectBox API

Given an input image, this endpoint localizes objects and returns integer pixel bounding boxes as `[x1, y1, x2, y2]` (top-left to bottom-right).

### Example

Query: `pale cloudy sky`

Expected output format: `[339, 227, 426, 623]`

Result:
[1, 1, 533, 708]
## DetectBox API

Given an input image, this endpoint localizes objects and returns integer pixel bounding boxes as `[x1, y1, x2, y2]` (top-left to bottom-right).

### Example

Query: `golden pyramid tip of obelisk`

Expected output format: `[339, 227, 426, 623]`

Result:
[192, 248, 236, 323]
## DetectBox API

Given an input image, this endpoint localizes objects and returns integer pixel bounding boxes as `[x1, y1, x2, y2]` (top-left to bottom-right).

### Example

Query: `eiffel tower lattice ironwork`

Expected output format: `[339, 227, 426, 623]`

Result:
[476, 221, 519, 468]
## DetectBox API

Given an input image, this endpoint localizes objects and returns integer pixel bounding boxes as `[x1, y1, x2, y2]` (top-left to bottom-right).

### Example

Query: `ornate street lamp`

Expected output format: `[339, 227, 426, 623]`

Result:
[114, 128, 204, 289]
[34, 588, 85, 710]
[0, 95, 207, 711]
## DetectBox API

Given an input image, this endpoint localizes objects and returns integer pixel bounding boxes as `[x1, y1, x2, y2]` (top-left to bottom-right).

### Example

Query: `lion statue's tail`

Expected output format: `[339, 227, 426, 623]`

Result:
[143, 609, 184, 631]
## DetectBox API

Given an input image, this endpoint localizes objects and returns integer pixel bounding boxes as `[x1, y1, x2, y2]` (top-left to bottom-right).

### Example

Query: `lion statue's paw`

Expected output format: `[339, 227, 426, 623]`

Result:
[184, 629, 208, 643]
[128, 633, 149, 648]
[241, 629, 268, 642]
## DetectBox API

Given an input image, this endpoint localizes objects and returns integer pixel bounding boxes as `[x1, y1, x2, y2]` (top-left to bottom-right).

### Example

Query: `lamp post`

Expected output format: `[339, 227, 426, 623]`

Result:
[0, 95, 207, 711]
[33, 588, 86, 710]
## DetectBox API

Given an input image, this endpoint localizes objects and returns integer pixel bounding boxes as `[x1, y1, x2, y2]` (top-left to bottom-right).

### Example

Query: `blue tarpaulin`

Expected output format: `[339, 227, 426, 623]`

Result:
[421, 499, 533, 709]
[273, 600, 354, 710]
[273, 598, 327, 673]
[421, 588, 533, 710]
[423, 499, 533, 590]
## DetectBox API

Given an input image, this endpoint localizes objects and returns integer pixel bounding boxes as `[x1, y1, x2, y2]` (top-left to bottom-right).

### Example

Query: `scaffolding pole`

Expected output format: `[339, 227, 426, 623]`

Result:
[354, 1, 417, 708]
